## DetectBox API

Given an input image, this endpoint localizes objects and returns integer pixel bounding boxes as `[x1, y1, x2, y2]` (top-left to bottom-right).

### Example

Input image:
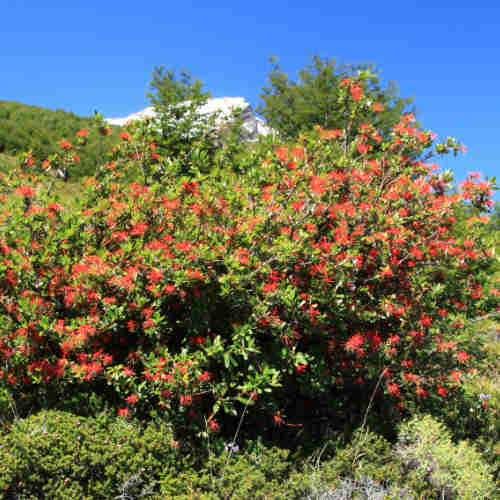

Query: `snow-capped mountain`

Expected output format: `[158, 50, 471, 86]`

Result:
[105, 97, 273, 141]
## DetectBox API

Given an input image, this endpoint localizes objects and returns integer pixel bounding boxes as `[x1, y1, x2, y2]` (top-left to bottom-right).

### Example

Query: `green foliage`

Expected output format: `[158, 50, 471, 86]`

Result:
[159, 442, 313, 499]
[148, 66, 210, 111]
[0, 100, 121, 179]
[0, 153, 16, 174]
[145, 66, 219, 176]
[312, 428, 404, 488]
[145, 67, 261, 178]
[0, 409, 187, 499]
[395, 414, 496, 499]
[257, 55, 413, 141]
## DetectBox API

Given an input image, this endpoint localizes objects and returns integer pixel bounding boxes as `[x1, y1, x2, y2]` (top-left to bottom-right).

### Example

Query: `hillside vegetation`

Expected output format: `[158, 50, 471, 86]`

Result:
[0, 100, 121, 178]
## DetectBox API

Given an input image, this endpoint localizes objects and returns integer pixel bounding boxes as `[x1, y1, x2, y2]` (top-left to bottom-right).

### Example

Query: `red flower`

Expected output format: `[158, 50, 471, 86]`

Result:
[380, 266, 393, 278]
[59, 140, 73, 149]
[120, 132, 131, 141]
[350, 84, 363, 100]
[357, 143, 369, 155]
[262, 282, 277, 293]
[117, 407, 129, 418]
[48, 202, 63, 212]
[76, 129, 89, 137]
[15, 186, 36, 198]
[321, 129, 342, 140]
[122, 366, 135, 377]
[456, 351, 470, 363]
[345, 333, 364, 352]
[125, 394, 139, 405]
[182, 181, 199, 196]
[310, 175, 329, 196]
[189, 336, 206, 346]
[180, 394, 192, 406]
[208, 420, 220, 433]
[148, 268, 163, 284]
[296, 364, 308, 374]
[416, 386, 428, 398]
[198, 371, 212, 383]
[372, 103, 384, 112]
[275, 146, 288, 162]
[273, 414, 284, 425]
[419, 314, 433, 327]
[437, 384, 448, 396]
[130, 222, 148, 236]
[387, 382, 401, 398]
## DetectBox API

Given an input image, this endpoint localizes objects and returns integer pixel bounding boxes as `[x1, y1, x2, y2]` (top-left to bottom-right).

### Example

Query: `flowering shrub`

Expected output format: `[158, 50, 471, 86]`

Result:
[0, 73, 497, 444]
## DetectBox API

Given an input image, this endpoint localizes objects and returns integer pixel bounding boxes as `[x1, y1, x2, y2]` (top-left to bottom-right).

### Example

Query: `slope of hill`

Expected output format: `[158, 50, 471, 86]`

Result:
[0, 100, 121, 178]
[0, 152, 16, 172]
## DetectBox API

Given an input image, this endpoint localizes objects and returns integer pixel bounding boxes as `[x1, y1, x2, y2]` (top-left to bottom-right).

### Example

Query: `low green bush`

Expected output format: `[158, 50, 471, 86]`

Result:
[311, 428, 403, 487]
[304, 476, 413, 500]
[395, 414, 496, 499]
[0, 409, 188, 499]
[159, 442, 313, 499]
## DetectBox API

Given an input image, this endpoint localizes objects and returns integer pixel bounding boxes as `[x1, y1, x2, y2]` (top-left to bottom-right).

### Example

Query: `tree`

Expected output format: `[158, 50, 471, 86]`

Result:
[146, 66, 220, 174]
[145, 66, 256, 177]
[148, 66, 210, 109]
[257, 55, 414, 141]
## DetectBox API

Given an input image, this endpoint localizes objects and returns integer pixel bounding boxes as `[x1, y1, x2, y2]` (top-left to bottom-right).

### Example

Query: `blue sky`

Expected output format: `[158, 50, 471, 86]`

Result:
[1, 1, 499, 200]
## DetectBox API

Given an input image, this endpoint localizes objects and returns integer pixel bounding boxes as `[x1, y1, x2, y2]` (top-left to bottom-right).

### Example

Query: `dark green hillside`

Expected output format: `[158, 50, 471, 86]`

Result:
[0, 100, 121, 178]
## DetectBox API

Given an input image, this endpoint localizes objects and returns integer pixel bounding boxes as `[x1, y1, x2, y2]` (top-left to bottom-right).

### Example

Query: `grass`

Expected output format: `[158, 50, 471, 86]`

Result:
[0, 152, 17, 172]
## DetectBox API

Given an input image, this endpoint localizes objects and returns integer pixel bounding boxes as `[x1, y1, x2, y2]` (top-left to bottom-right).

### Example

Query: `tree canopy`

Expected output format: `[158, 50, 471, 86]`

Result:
[257, 55, 414, 141]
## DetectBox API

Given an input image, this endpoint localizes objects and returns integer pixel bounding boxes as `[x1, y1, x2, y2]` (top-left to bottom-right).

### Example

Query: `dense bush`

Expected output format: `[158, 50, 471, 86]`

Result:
[0, 409, 186, 499]
[1, 409, 496, 499]
[0, 65, 498, 500]
[0, 154, 16, 174]
[0, 72, 497, 453]
[395, 414, 495, 499]
[158, 442, 313, 499]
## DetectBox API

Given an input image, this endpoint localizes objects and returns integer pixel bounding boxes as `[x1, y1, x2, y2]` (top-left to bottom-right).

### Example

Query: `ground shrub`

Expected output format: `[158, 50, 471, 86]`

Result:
[0, 409, 187, 499]
[158, 441, 315, 499]
[395, 414, 496, 499]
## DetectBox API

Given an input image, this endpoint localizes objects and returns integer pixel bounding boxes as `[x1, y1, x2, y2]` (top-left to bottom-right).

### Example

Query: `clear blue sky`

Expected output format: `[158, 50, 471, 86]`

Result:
[2, 1, 499, 200]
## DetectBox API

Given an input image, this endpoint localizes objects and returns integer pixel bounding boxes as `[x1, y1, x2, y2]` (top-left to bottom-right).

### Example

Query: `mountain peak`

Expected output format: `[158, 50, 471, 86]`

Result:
[105, 97, 272, 141]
